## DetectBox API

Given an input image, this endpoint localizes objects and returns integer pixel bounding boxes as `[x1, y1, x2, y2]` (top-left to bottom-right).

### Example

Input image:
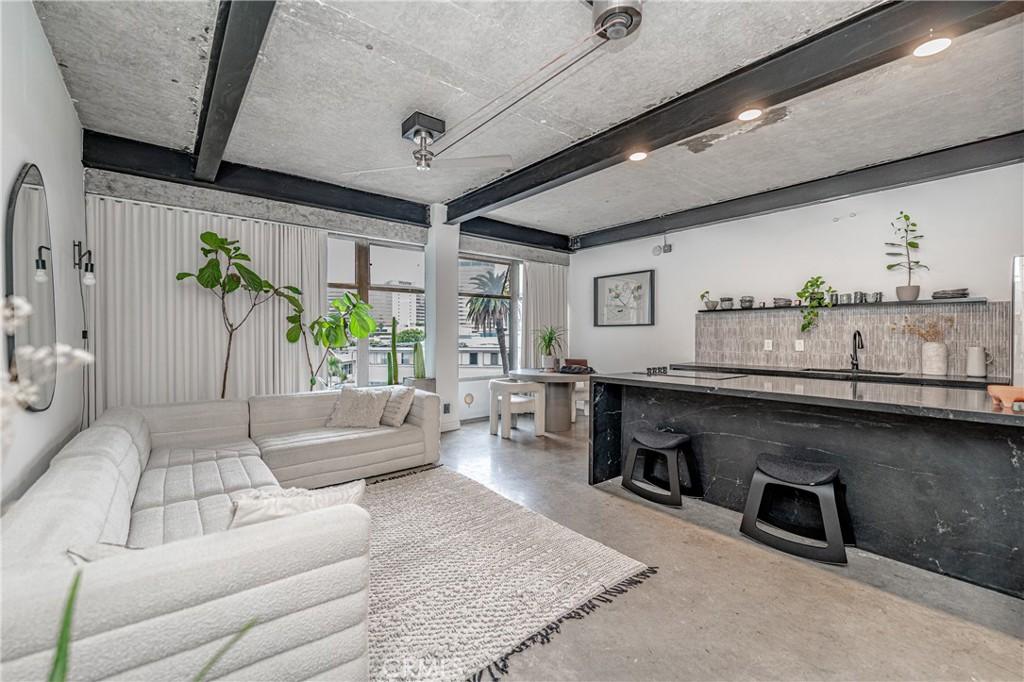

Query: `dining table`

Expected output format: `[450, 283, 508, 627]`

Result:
[508, 368, 590, 432]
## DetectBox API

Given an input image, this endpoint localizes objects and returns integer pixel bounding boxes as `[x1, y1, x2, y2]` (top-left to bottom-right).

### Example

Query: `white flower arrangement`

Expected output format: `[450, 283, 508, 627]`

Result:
[2, 296, 93, 445]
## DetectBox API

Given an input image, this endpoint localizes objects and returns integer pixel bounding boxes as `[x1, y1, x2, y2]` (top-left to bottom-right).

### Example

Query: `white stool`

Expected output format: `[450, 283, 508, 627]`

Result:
[489, 379, 545, 438]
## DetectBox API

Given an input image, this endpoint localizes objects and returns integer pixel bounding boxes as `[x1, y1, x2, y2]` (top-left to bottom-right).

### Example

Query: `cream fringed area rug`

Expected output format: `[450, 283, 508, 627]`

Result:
[362, 466, 654, 681]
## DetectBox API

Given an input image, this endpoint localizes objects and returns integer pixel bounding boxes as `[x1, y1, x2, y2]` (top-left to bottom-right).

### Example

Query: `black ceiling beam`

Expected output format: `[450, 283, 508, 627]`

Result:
[445, 1, 1023, 224]
[575, 132, 1024, 249]
[193, 0, 276, 182]
[461, 217, 571, 253]
[83, 131, 431, 227]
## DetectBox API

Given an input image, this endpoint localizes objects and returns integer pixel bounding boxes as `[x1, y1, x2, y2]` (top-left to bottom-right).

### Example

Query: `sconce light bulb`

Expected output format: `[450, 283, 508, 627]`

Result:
[34, 268, 48, 284]
[82, 271, 96, 287]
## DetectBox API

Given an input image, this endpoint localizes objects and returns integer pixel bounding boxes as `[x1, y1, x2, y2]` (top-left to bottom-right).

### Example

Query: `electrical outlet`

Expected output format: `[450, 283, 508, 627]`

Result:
[794, 339, 805, 352]
[763, 339, 773, 351]
[443, 403, 451, 414]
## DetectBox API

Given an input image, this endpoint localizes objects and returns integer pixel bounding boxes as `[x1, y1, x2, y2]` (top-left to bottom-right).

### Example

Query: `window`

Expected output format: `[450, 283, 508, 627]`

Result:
[458, 256, 518, 379]
[327, 237, 426, 386]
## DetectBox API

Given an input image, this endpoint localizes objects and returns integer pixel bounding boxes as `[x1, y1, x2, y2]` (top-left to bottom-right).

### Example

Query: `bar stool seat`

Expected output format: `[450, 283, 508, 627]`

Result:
[756, 453, 838, 486]
[622, 429, 699, 506]
[740, 453, 849, 565]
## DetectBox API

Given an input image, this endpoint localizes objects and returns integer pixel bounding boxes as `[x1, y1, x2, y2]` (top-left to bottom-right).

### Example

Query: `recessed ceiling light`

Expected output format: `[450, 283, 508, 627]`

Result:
[913, 37, 951, 57]
[737, 108, 762, 122]
[628, 151, 648, 161]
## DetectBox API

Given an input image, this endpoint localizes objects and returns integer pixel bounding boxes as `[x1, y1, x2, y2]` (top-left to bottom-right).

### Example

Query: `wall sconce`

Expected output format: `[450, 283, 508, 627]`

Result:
[34, 245, 51, 283]
[73, 240, 96, 287]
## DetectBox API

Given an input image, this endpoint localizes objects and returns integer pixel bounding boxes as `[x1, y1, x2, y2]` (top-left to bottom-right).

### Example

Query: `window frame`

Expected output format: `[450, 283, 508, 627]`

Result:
[327, 237, 426, 386]
[457, 254, 520, 383]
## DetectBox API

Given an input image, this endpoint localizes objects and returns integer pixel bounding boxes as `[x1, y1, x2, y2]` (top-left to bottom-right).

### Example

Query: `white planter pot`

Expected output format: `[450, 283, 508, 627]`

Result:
[896, 285, 920, 302]
[541, 355, 557, 370]
[921, 342, 948, 376]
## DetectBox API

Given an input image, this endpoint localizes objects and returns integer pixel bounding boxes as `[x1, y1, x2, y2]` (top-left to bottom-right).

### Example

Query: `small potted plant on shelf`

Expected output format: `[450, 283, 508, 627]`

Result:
[885, 210, 928, 302]
[893, 316, 953, 375]
[796, 275, 836, 332]
[699, 290, 718, 311]
[534, 326, 565, 371]
[403, 340, 437, 393]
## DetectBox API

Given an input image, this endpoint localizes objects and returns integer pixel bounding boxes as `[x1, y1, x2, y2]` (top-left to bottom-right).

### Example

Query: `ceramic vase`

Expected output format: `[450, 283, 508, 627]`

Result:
[541, 355, 558, 371]
[921, 341, 948, 376]
[704, 300, 719, 311]
[896, 285, 920, 302]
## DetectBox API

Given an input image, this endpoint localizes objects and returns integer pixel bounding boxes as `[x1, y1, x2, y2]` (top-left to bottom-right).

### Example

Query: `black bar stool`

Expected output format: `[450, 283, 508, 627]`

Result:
[740, 453, 848, 564]
[622, 429, 700, 506]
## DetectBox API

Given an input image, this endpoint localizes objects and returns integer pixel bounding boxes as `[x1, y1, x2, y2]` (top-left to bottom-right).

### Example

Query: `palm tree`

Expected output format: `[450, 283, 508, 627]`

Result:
[466, 270, 510, 374]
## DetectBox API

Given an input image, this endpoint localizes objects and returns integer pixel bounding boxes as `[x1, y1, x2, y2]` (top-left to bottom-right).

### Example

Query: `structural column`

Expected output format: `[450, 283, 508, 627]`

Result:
[425, 204, 460, 431]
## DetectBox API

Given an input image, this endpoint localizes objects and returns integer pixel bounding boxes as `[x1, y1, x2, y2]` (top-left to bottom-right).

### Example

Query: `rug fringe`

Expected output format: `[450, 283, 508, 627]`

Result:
[366, 463, 442, 486]
[467, 566, 659, 682]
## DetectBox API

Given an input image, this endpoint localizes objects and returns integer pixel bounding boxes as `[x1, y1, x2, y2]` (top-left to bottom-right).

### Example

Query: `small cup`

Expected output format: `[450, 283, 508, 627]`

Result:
[840, 293, 853, 305]
[829, 293, 840, 306]
[854, 291, 868, 304]
[740, 296, 754, 309]
[870, 291, 884, 303]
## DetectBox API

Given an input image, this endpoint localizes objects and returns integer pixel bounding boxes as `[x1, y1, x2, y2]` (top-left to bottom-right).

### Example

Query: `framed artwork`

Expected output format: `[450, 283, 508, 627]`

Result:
[593, 270, 655, 327]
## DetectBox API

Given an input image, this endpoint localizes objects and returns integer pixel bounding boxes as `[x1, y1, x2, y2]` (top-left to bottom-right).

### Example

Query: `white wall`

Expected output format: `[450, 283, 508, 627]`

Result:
[1, 1, 86, 501]
[569, 164, 1024, 374]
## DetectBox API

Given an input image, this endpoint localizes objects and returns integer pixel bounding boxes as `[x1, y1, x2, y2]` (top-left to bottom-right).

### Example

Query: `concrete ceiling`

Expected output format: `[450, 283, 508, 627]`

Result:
[489, 15, 1024, 236]
[222, 0, 875, 203]
[35, 0, 220, 152]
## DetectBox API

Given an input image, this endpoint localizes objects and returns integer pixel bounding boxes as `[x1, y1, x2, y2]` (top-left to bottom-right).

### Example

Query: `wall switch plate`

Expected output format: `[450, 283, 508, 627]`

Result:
[443, 403, 451, 414]
[763, 339, 773, 351]
[794, 339, 805, 352]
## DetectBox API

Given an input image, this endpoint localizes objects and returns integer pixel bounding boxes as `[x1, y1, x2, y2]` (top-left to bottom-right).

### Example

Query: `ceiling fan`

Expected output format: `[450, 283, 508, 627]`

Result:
[336, 111, 514, 177]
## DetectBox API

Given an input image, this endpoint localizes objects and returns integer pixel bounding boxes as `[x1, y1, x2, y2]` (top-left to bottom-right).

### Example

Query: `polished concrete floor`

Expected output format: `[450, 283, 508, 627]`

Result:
[441, 417, 1023, 681]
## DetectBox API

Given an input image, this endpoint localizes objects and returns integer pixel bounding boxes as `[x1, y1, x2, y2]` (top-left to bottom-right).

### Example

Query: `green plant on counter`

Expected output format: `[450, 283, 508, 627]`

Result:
[386, 317, 399, 385]
[796, 275, 836, 332]
[699, 290, 710, 302]
[885, 211, 929, 286]
[412, 341, 426, 380]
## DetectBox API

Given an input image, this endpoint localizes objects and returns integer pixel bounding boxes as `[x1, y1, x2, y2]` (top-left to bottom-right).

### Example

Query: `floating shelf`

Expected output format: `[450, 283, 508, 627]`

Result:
[697, 297, 989, 313]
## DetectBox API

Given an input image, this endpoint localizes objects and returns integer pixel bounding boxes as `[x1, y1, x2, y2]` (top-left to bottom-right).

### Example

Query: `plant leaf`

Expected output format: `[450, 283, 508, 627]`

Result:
[223, 273, 241, 294]
[232, 253, 251, 262]
[885, 252, 904, 257]
[197, 258, 222, 289]
[233, 263, 263, 291]
[286, 324, 302, 343]
[199, 232, 223, 249]
[283, 285, 302, 295]
[48, 572, 82, 682]
[176, 272, 195, 281]
[193, 619, 257, 682]
[907, 241, 919, 248]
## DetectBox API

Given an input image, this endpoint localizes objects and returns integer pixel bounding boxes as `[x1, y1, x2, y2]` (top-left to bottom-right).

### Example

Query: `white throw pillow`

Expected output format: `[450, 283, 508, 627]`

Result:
[326, 386, 390, 428]
[229, 480, 366, 529]
[381, 386, 416, 427]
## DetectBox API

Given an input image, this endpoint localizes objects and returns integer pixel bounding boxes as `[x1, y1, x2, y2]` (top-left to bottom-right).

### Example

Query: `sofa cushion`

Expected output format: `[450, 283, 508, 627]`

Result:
[2, 453, 134, 568]
[326, 387, 390, 428]
[133, 449, 278, 513]
[230, 480, 366, 529]
[145, 439, 260, 469]
[128, 491, 255, 547]
[95, 407, 151, 470]
[380, 385, 416, 427]
[139, 399, 250, 449]
[249, 391, 341, 438]
[256, 424, 425, 481]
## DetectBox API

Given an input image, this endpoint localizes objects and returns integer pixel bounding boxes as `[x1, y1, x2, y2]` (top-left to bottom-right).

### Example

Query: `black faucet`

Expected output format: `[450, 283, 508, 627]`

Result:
[851, 330, 864, 371]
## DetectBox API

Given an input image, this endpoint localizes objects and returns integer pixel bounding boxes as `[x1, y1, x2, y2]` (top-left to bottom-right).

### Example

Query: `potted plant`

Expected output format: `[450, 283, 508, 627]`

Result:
[699, 290, 718, 311]
[796, 275, 836, 332]
[893, 316, 953, 375]
[403, 340, 437, 392]
[534, 326, 565, 371]
[284, 291, 376, 390]
[885, 211, 928, 301]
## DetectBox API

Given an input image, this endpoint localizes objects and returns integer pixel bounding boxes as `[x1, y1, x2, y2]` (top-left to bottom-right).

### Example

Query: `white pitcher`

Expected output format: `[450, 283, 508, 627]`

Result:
[966, 346, 993, 377]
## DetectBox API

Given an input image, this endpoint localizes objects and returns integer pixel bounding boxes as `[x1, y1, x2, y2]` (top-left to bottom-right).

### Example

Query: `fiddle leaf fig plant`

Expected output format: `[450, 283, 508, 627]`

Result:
[176, 231, 301, 398]
[796, 275, 836, 332]
[885, 210, 928, 286]
[285, 291, 376, 390]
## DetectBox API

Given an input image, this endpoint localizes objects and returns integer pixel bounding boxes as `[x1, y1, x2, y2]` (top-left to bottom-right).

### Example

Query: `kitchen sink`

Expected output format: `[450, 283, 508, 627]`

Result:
[803, 367, 904, 376]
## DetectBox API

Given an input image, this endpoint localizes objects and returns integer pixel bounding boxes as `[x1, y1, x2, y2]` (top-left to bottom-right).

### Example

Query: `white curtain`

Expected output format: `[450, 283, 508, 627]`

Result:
[522, 261, 569, 368]
[87, 195, 326, 415]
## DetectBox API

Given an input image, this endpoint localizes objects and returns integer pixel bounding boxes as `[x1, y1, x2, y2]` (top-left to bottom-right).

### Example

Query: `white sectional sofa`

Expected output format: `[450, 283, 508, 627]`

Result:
[1, 388, 441, 681]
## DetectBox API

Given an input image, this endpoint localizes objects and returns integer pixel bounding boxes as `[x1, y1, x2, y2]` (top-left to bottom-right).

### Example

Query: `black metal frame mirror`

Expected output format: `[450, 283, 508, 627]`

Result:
[5, 163, 57, 412]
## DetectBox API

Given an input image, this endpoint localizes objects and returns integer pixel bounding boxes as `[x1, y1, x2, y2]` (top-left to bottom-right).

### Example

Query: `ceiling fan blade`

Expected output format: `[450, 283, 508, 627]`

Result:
[431, 154, 514, 170]
[333, 164, 415, 177]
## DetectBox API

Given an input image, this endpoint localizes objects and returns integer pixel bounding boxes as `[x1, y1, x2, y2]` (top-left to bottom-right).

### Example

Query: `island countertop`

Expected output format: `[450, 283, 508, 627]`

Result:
[592, 371, 1022, 427]
[668, 361, 1009, 389]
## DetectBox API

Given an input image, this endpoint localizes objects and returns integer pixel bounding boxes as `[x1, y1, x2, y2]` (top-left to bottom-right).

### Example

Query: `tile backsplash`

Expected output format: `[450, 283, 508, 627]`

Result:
[695, 301, 1010, 378]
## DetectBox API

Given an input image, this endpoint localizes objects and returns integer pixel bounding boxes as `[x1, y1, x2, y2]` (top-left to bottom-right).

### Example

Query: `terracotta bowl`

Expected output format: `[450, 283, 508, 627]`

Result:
[987, 385, 1024, 412]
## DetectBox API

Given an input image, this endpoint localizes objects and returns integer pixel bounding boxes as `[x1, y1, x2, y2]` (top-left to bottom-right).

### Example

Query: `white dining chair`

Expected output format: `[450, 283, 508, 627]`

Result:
[489, 379, 545, 438]
[571, 383, 590, 423]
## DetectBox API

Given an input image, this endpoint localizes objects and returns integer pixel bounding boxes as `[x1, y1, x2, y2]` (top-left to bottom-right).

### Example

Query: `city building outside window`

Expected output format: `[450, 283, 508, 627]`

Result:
[458, 256, 520, 380]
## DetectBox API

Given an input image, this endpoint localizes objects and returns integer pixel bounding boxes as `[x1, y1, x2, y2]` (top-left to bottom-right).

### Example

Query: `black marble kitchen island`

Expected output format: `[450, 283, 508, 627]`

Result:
[589, 371, 1024, 597]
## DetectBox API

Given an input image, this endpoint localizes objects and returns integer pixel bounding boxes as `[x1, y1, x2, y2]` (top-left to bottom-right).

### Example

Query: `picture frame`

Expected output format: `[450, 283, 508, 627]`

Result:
[593, 269, 655, 327]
